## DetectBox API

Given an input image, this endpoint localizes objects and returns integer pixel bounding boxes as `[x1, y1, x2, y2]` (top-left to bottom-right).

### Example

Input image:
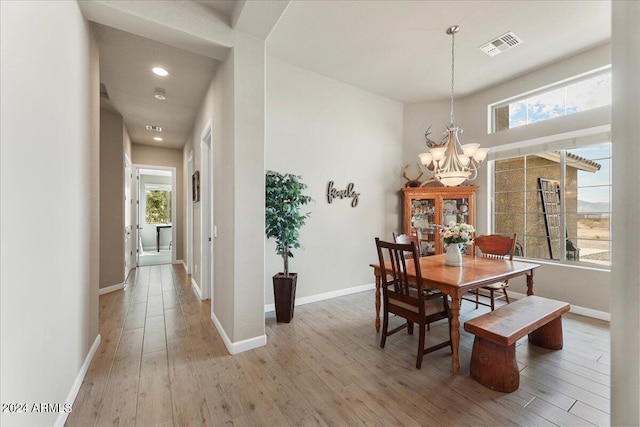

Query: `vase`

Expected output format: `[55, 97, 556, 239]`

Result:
[445, 243, 463, 266]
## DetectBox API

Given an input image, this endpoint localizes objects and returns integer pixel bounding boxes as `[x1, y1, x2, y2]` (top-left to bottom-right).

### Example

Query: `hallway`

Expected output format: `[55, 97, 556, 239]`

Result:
[66, 265, 225, 426]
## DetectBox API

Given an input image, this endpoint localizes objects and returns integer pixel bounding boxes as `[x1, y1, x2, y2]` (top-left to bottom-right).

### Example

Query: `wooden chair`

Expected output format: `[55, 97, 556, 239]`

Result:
[392, 231, 421, 258]
[462, 233, 517, 311]
[375, 237, 452, 369]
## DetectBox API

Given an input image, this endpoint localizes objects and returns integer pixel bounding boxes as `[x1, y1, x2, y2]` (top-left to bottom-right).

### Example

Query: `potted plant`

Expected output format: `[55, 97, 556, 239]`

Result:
[265, 170, 311, 322]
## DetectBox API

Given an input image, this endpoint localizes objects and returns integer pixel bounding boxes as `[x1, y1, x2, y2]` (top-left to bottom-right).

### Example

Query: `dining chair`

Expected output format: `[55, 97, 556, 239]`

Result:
[375, 237, 452, 369]
[462, 233, 518, 311]
[392, 231, 422, 257]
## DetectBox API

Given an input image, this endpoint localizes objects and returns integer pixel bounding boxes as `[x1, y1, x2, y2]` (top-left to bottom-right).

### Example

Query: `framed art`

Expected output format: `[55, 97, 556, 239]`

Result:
[192, 170, 200, 202]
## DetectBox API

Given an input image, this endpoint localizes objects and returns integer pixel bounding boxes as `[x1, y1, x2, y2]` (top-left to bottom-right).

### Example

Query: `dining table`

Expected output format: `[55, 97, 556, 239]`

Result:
[369, 254, 540, 375]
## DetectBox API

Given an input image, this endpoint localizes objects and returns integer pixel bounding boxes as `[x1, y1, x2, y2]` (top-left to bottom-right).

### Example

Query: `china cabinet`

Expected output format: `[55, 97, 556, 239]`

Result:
[402, 186, 478, 256]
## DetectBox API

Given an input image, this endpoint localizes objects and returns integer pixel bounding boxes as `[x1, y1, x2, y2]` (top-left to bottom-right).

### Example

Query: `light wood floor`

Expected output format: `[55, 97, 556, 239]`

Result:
[66, 264, 611, 426]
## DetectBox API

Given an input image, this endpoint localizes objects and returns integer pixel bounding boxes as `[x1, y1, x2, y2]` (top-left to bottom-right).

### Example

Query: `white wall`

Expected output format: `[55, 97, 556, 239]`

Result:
[611, 1, 640, 423]
[403, 44, 612, 315]
[265, 58, 404, 305]
[0, 2, 99, 426]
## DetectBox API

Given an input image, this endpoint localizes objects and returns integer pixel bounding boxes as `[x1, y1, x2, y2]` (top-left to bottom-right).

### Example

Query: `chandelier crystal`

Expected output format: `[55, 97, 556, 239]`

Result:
[419, 25, 488, 187]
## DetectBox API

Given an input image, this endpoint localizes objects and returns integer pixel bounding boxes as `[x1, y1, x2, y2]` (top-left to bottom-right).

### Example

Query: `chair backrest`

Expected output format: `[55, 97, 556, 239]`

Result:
[392, 232, 420, 246]
[474, 233, 517, 260]
[392, 232, 422, 258]
[375, 237, 424, 300]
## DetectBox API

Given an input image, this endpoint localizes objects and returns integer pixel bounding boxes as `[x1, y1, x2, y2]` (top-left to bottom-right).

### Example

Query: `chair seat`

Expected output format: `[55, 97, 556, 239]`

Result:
[481, 282, 508, 290]
[387, 286, 446, 316]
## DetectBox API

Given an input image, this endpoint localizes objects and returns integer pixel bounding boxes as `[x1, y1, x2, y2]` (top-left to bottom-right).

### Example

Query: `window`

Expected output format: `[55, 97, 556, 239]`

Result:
[145, 184, 172, 224]
[492, 69, 611, 132]
[493, 142, 611, 267]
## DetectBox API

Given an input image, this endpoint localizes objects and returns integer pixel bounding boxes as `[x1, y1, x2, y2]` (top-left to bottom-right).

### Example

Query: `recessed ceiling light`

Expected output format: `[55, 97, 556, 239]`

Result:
[153, 137, 163, 142]
[145, 124, 162, 132]
[154, 88, 166, 100]
[152, 67, 169, 77]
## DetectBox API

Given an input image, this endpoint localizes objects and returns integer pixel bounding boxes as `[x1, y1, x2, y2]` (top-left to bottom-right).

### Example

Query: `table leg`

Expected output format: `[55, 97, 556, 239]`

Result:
[450, 295, 461, 375]
[526, 269, 534, 296]
[375, 273, 381, 333]
[157, 227, 160, 252]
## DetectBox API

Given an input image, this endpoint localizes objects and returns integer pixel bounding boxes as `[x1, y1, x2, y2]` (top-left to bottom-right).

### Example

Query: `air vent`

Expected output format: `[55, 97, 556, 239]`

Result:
[145, 124, 163, 132]
[479, 31, 523, 57]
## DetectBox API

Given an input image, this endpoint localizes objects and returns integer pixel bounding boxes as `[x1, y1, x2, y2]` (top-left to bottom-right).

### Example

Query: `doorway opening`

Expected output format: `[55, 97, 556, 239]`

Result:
[135, 166, 177, 267]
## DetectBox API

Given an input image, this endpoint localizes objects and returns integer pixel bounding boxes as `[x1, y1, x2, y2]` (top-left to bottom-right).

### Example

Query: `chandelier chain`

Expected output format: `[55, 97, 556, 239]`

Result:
[450, 28, 455, 125]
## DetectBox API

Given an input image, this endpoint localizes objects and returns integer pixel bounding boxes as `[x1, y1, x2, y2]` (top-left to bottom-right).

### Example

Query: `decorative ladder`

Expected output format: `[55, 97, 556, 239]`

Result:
[538, 178, 562, 260]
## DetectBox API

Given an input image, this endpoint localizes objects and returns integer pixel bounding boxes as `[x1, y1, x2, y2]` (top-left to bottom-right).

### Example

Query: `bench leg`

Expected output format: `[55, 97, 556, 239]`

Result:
[529, 316, 564, 350]
[470, 337, 519, 393]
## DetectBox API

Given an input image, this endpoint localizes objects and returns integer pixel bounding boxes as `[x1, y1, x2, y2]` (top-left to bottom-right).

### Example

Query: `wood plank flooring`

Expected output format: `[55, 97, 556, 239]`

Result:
[66, 264, 611, 426]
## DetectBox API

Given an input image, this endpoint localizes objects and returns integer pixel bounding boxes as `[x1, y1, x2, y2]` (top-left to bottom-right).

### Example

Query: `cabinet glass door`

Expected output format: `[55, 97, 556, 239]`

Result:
[410, 198, 436, 256]
[442, 197, 470, 225]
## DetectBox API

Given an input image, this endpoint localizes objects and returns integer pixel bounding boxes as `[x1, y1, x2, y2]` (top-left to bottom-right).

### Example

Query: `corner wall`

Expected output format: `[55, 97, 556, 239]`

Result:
[100, 108, 125, 288]
[265, 58, 404, 304]
[0, 2, 99, 425]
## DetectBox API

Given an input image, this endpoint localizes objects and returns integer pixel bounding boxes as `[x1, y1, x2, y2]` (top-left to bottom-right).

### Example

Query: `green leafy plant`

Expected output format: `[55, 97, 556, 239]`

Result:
[146, 190, 171, 224]
[265, 171, 311, 276]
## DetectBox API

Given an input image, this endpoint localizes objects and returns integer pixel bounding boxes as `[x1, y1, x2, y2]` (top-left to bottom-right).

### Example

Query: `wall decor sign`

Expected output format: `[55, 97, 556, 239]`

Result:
[327, 181, 360, 207]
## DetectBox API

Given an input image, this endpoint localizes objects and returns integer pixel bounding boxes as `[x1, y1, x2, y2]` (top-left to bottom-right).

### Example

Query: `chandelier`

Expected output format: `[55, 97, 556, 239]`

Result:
[418, 25, 488, 187]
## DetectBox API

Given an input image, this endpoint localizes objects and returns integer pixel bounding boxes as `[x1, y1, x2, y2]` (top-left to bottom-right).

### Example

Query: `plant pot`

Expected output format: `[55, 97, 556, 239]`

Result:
[273, 273, 297, 323]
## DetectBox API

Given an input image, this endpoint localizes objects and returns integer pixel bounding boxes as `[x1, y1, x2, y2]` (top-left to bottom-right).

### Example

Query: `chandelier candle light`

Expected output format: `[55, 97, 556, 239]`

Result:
[419, 25, 489, 187]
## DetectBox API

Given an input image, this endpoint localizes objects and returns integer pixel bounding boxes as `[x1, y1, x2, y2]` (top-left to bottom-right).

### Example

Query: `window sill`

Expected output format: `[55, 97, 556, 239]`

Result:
[513, 257, 610, 273]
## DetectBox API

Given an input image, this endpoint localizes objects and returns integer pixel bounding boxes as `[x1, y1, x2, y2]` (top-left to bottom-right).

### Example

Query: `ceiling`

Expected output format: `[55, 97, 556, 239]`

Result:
[267, 0, 611, 103]
[92, 0, 610, 150]
[93, 23, 219, 149]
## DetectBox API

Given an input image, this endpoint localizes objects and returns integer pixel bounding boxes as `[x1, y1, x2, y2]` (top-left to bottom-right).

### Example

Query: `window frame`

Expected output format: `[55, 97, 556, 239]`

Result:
[489, 65, 612, 134]
[488, 133, 612, 270]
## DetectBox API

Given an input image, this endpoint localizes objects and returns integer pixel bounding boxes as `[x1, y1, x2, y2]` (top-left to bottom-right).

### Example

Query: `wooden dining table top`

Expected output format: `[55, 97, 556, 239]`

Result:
[370, 254, 540, 292]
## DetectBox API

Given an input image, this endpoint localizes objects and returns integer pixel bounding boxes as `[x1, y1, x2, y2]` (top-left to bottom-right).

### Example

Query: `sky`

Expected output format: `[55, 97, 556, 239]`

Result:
[508, 72, 612, 208]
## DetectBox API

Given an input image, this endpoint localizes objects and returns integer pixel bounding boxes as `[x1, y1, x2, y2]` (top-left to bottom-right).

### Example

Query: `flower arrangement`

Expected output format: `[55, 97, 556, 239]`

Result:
[440, 221, 475, 245]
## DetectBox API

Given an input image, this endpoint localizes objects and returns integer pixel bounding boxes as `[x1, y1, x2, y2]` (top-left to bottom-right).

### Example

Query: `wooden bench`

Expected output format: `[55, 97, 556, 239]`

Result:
[463, 296, 570, 392]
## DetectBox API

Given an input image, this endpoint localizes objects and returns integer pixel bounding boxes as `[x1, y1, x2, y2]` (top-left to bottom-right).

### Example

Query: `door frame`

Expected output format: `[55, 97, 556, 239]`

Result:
[133, 164, 177, 265]
[187, 151, 194, 276]
[124, 153, 134, 281]
[199, 120, 213, 301]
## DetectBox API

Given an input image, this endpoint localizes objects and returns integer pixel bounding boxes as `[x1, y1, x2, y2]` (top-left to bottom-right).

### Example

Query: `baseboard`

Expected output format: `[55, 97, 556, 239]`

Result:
[211, 311, 267, 355]
[191, 278, 202, 300]
[509, 291, 610, 321]
[177, 259, 187, 272]
[98, 282, 124, 295]
[54, 334, 101, 427]
[264, 282, 375, 313]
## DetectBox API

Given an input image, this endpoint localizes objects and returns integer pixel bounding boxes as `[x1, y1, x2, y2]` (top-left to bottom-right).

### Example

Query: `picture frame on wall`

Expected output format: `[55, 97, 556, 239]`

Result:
[192, 170, 200, 202]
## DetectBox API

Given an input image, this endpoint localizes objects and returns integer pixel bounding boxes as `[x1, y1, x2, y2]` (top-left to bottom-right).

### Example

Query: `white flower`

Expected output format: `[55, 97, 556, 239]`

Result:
[439, 222, 475, 245]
